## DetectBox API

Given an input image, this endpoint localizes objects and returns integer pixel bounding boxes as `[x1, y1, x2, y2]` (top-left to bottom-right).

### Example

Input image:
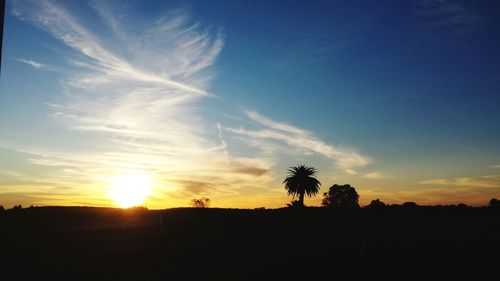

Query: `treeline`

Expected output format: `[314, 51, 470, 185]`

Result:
[1, 199, 500, 213]
[282, 165, 500, 210]
[2, 163, 500, 211]
[287, 183, 499, 210]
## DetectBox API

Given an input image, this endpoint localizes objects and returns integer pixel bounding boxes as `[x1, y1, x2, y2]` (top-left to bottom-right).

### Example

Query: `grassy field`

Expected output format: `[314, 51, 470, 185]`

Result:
[1, 206, 499, 280]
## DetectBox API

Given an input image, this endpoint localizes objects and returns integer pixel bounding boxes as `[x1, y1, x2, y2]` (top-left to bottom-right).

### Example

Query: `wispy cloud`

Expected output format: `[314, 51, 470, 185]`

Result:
[225, 110, 372, 173]
[6, 0, 275, 208]
[4, 0, 374, 208]
[491, 164, 500, 169]
[419, 175, 500, 188]
[413, 0, 478, 36]
[217, 122, 230, 165]
[345, 169, 358, 175]
[14, 0, 216, 95]
[16, 58, 47, 69]
[364, 172, 384, 179]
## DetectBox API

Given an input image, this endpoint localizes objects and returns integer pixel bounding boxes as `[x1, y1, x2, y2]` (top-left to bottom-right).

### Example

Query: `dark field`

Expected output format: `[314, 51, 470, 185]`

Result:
[1, 207, 500, 280]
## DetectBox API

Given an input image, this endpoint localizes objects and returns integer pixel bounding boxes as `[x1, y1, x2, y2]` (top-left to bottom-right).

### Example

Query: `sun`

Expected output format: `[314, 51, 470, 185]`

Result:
[107, 174, 153, 208]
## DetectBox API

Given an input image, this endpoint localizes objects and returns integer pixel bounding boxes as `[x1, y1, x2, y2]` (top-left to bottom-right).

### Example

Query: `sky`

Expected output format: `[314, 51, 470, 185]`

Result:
[1, 0, 500, 209]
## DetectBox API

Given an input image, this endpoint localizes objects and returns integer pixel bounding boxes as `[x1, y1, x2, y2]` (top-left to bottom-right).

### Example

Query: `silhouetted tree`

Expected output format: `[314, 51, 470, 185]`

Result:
[402, 202, 418, 208]
[321, 184, 359, 209]
[366, 199, 386, 209]
[283, 165, 321, 207]
[0, 205, 4, 212]
[489, 198, 500, 208]
[190, 197, 210, 208]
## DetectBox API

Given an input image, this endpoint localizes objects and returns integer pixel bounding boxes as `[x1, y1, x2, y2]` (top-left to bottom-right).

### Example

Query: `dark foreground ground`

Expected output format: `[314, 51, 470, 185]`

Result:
[1, 206, 500, 280]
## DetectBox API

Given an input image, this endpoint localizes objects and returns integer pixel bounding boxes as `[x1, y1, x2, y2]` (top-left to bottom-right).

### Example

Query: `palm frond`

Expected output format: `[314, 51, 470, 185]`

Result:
[283, 165, 321, 199]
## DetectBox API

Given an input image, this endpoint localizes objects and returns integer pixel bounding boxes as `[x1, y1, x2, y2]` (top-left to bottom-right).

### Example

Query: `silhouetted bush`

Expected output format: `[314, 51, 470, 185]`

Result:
[190, 197, 210, 208]
[321, 184, 359, 209]
[11, 205, 23, 211]
[489, 198, 500, 208]
[286, 200, 303, 208]
[365, 199, 386, 209]
[0, 205, 4, 213]
[402, 202, 418, 208]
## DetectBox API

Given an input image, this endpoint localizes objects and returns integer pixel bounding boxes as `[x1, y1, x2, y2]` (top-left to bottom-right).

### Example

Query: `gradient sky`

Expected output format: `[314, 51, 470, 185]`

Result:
[1, 0, 500, 209]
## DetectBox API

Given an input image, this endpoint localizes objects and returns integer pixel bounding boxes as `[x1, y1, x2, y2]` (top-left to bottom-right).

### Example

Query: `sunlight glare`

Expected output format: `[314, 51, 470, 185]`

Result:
[107, 173, 153, 208]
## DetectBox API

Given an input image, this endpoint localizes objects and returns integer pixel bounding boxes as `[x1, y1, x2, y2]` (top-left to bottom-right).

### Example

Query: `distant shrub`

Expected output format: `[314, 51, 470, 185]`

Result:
[11, 205, 23, 211]
[286, 200, 303, 208]
[365, 199, 386, 209]
[489, 198, 500, 208]
[190, 197, 210, 208]
[402, 202, 418, 208]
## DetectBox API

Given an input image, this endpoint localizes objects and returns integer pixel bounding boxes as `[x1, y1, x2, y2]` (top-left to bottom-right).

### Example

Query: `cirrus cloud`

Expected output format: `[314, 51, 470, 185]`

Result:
[16, 58, 47, 69]
[419, 175, 500, 188]
[3, 0, 376, 209]
[224, 110, 372, 173]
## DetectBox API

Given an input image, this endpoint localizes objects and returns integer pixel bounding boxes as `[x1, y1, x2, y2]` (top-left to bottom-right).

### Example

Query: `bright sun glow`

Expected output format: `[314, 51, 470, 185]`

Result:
[107, 174, 153, 208]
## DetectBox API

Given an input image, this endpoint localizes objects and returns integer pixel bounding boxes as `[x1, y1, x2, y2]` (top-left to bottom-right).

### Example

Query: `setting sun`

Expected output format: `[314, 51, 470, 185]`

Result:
[107, 174, 153, 208]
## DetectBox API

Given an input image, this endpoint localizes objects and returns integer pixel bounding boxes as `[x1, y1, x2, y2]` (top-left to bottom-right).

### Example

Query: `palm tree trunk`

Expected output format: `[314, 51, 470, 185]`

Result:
[299, 192, 305, 207]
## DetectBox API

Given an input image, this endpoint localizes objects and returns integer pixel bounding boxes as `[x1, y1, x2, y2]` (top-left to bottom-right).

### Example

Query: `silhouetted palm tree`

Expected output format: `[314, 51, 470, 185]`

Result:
[283, 165, 321, 207]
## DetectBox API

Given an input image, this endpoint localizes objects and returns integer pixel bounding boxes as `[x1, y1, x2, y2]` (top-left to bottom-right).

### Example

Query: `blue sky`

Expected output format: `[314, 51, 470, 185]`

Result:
[1, 0, 500, 208]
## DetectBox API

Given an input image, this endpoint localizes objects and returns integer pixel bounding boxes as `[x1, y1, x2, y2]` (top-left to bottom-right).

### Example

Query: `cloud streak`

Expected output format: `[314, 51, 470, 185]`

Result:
[16, 58, 47, 69]
[364, 172, 384, 179]
[413, 0, 478, 36]
[419, 175, 500, 188]
[225, 110, 372, 173]
[14, 0, 215, 95]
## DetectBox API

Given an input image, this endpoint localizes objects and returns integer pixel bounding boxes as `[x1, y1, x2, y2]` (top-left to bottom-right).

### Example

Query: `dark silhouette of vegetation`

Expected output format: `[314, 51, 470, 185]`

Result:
[489, 198, 500, 208]
[286, 200, 303, 208]
[283, 165, 321, 207]
[0, 205, 4, 212]
[1, 205, 499, 280]
[11, 204, 22, 211]
[402, 201, 418, 208]
[365, 199, 386, 209]
[321, 184, 359, 209]
[190, 197, 210, 208]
